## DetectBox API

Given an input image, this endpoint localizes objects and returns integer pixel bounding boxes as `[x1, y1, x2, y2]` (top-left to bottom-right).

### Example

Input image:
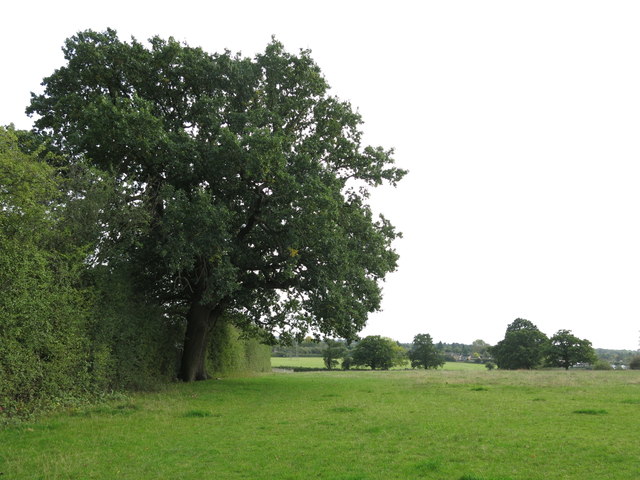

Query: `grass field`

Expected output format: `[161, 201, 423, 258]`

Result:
[2, 369, 639, 479]
[270, 356, 486, 371]
[271, 356, 329, 369]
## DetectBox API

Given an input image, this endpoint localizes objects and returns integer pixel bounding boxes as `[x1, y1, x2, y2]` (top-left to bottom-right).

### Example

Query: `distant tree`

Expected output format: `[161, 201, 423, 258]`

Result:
[471, 339, 490, 357]
[351, 336, 407, 370]
[323, 339, 347, 370]
[341, 352, 353, 370]
[545, 329, 596, 370]
[485, 361, 496, 371]
[408, 334, 444, 369]
[592, 359, 613, 370]
[629, 356, 640, 370]
[490, 318, 549, 370]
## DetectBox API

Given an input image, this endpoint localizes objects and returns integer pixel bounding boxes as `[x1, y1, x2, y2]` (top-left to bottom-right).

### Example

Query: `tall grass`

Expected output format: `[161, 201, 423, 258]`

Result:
[2, 369, 639, 479]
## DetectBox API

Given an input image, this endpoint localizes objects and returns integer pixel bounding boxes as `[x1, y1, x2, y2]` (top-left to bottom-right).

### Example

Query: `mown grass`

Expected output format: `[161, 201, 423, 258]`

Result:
[2, 369, 640, 479]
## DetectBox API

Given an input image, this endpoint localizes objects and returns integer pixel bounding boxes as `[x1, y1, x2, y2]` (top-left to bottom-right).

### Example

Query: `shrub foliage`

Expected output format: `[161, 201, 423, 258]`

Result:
[0, 126, 270, 421]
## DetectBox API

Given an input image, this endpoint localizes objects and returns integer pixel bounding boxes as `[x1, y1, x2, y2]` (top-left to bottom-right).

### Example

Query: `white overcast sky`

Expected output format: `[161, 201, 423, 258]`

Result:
[3, 1, 640, 349]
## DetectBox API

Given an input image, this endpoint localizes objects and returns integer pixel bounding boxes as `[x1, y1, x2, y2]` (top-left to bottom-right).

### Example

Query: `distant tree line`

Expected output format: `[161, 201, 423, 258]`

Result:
[275, 334, 446, 371]
[274, 337, 493, 364]
[594, 348, 639, 367]
[490, 319, 597, 370]
[272, 337, 328, 357]
[274, 319, 640, 372]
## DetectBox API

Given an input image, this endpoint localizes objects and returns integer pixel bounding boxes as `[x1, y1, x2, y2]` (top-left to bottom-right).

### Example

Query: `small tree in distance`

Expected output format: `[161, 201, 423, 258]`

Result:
[351, 336, 407, 370]
[471, 339, 490, 358]
[628, 356, 640, 370]
[545, 329, 596, 370]
[409, 333, 445, 369]
[323, 339, 347, 370]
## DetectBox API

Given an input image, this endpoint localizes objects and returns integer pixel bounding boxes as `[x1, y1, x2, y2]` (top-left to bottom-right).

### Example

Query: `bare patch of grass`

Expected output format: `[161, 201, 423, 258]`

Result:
[329, 406, 360, 413]
[183, 409, 218, 418]
[573, 408, 608, 415]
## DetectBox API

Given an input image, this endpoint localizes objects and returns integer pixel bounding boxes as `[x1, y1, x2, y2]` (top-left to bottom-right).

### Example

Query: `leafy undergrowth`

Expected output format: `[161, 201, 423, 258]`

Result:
[1, 369, 639, 479]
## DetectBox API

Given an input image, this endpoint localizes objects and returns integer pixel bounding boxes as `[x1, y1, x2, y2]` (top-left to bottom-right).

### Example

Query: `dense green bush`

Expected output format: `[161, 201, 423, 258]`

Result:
[629, 356, 640, 370]
[592, 359, 613, 371]
[88, 266, 185, 391]
[1, 126, 271, 423]
[208, 320, 271, 375]
[0, 238, 92, 418]
[0, 127, 92, 419]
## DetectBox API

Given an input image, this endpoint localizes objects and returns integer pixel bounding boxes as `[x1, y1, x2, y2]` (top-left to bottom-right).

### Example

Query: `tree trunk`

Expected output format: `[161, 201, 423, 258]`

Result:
[179, 303, 220, 382]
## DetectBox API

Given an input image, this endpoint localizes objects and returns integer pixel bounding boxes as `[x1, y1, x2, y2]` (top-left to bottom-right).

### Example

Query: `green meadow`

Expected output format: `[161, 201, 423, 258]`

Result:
[271, 356, 329, 369]
[2, 369, 639, 479]
[271, 357, 486, 371]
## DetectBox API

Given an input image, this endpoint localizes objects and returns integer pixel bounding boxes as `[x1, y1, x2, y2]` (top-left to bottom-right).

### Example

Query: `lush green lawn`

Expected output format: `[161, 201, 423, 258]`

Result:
[2, 369, 639, 479]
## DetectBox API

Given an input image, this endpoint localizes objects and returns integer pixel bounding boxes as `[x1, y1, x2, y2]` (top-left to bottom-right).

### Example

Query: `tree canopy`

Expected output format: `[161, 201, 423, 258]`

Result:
[408, 333, 444, 369]
[351, 336, 406, 370]
[322, 339, 347, 370]
[545, 329, 596, 370]
[28, 29, 406, 381]
[490, 318, 549, 370]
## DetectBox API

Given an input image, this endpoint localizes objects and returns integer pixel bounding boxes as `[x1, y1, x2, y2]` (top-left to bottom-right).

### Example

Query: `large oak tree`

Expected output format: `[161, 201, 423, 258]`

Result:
[490, 318, 549, 370]
[28, 30, 406, 381]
